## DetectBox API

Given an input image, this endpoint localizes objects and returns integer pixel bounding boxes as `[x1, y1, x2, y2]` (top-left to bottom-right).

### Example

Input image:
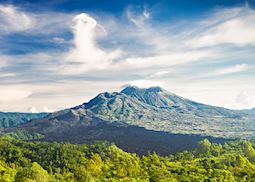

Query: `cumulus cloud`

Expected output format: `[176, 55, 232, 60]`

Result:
[0, 4, 34, 34]
[61, 13, 122, 74]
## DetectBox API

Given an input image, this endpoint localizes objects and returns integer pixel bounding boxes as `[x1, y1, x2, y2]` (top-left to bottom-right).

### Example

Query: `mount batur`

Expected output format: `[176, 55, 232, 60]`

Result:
[1, 86, 255, 155]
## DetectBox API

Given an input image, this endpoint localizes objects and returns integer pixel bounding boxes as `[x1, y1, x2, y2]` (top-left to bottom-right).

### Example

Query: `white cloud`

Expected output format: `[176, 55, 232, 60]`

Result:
[0, 4, 34, 34]
[42, 106, 53, 113]
[0, 81, 123, 112]
[118, 50, 218, 70]
[0, 52, 62, 75]
[31, 12, 73, 35]
[0, 73, 16, 78]
[143, 9, 150, 19]
[212, 64, 248, 76]
[0, 4, 255, 111]
[0, 4, 73, 36]
[28, 106, 38, 113]
[0, 56, 8, 68]
[189, 7, 255, 47]
[234, 91, 255, 109]
[151, 71, 169, 78]
[0, 86, 31, 102]
[61, 13, 122, 74]
[52, 37, 65, 44]
[126, 6, 150, 27]
[28, 106, 53, 113]
[128, 80, 163, 88]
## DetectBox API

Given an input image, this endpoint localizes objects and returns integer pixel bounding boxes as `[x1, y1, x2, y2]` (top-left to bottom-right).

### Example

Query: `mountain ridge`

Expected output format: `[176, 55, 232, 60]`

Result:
[0, 112, 48, 128]
[2, 86, 254, 154]
[65, 86, 252, 138]
[239, 108, 255, 116]
[4, 86, 254, 139]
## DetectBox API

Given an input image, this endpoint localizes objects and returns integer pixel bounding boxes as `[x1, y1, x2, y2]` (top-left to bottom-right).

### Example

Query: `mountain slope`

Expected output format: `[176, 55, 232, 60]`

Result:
[0, 112, 48, 128]
[239, 108, 255, 116]
[75, 86, 254, 138]
[3, 86, 255, 155]
[10, 112, 228, 155]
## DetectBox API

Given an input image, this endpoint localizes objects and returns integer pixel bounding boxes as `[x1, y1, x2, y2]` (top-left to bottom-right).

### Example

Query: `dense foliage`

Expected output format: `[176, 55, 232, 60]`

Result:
[1, 138, 255, 181]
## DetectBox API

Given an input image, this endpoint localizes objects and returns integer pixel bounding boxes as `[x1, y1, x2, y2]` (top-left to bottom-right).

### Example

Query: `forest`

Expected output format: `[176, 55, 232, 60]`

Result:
[1, 136, 255, 181]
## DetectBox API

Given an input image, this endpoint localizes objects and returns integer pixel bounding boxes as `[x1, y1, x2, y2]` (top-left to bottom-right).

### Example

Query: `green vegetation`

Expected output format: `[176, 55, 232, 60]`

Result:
[1, 138, 255, 181]
[3, 130, 44, 140]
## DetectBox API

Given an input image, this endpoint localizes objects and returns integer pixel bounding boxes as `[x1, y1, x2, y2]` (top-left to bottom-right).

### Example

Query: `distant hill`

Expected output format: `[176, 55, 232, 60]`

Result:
[3, 86, 255, 154]
[0, 112, 48, 128]
[239, 108, 255, 116]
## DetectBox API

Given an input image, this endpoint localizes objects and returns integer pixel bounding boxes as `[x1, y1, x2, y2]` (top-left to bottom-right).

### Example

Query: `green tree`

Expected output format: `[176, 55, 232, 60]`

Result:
[15, 162, 50, 182]
[197, 139, 212, 156]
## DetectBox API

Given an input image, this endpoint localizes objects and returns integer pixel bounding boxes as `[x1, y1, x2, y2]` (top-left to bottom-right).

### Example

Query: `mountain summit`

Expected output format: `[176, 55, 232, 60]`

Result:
[121, 86, 164, 94]
[4, 86, 255, 154]
[74, 86, 253, 137]
[10, 86, 254, 139]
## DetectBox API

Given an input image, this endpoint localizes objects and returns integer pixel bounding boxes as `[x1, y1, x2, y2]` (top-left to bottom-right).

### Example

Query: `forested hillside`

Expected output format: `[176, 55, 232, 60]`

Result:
[1, 138, 255, 181]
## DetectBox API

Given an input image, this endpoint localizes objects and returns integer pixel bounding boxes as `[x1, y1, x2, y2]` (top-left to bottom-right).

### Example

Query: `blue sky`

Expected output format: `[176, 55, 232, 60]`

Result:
[0, 0, 255, 112]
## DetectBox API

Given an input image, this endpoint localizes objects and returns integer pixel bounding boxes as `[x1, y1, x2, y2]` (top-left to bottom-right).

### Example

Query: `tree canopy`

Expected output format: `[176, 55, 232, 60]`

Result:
[0, 138, 255, 181]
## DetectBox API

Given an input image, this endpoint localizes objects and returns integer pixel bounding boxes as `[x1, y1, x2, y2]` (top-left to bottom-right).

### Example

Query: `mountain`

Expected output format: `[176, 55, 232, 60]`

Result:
[76, 86, 254, 138]
[8, 111, 228, 155]
[0, 112, 48, 128]
[239, 108, 255, 116]
[3, 86, 255, 154]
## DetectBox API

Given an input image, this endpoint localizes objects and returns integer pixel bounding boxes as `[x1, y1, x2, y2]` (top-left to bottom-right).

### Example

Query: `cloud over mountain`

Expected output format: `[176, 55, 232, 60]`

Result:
[0, 2, 255, 111]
